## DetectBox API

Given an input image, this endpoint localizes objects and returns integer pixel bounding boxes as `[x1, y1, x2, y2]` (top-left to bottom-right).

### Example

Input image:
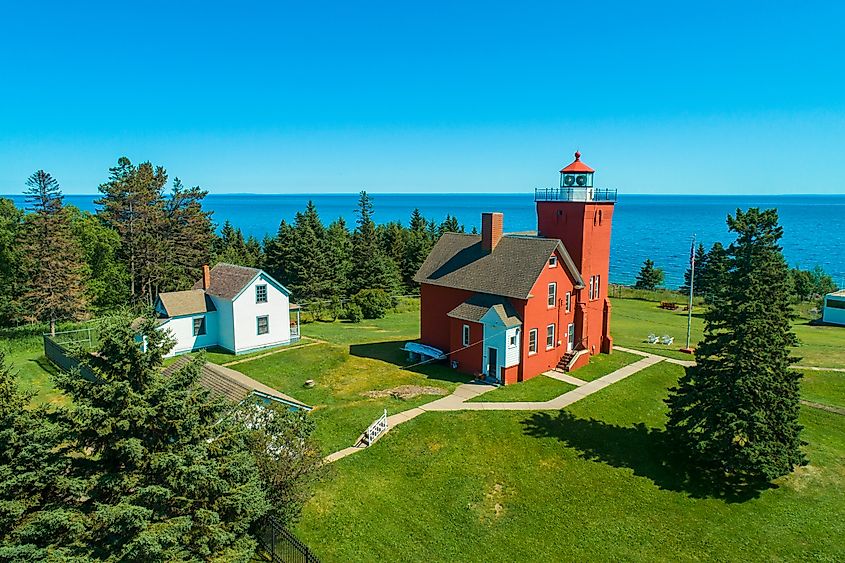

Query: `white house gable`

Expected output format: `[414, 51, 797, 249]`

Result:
[230, 272, 292, 354]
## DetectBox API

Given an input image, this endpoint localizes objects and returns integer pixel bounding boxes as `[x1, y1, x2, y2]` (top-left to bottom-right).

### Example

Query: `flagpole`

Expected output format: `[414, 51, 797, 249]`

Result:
[685, 234, 696, 351]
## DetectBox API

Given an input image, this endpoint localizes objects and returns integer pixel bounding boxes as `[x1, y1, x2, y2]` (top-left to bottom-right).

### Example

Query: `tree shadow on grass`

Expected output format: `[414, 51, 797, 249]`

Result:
[349, 341, 471, 385]
[521, 411, 775, 503]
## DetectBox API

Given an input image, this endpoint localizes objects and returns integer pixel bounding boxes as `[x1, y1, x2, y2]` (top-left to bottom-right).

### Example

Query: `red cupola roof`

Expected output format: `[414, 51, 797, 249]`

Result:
[559, 151, 595, 174]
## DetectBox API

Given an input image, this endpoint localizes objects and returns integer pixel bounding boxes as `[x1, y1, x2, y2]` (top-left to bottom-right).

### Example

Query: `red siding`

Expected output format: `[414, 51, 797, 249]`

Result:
[518, 248, 578, 381]
[419, 283, 474, 353]
[448, 317, 483, 375]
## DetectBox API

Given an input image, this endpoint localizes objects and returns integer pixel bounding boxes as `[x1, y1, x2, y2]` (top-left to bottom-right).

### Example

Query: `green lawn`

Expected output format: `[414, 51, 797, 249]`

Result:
[1, 325, 69, 406]
[799, 369, 845, 409]
[467, 375, 574, 403]
[231, 308, 470, 453]
[569, 349, 642, 381]
[611, 296, 845, 367]
[294, 361, 845, 562]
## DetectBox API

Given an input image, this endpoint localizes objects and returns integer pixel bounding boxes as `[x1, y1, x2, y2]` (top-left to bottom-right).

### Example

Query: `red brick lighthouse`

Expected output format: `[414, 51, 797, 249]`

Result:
[414, 152, 617, 384]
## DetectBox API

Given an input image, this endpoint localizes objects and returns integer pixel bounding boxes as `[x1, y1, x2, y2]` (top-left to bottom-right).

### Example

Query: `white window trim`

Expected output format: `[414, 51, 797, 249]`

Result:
[462, 324, 470, 347]
[528, 328, 538, 355]
[565, 291, 571, 313]
[548, 282, 557, 308]
[546, 323, 556, 350]
[595, 275, 600, 299]
[508, 333, 517, 349]
[548, 256, 557, 268]
[193, 316, 206, 337]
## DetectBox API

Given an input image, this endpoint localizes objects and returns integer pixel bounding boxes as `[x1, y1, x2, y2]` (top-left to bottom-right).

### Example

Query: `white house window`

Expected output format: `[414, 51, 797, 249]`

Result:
[192, 316, 206, 337]
[508, 333, 517, 348]
[565, 291, 571, 313]
[589, 276, 595, 300]
[548, 282, 557, 308]
[256, 284, 268, 303]
[462, 324, 470, 347]
[546, 324, 555, 349]
[595, 275, 601, 299]
[257, 315, 269, 335]
[549, 256, 557, 268]
[528, 329, 538, 354]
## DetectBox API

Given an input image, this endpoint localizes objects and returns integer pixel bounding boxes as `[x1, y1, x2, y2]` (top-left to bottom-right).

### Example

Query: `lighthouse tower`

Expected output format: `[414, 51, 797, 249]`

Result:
[535, 151, 616, 354]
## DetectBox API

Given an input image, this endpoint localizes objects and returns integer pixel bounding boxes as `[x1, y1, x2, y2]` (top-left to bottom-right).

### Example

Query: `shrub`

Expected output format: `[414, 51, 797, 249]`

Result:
[352, 289, 393, 319]
[345, 303, 363, 323]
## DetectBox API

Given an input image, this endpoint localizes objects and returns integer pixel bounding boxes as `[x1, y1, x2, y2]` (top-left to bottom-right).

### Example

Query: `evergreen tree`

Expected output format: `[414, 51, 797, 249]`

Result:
[0, 199, 25, 326]
[665, 208, 804, 486]
[19, 170, 87, 335]
[633, 259, 664, 291]
[286, 202, 330, 299]
[324, 217, 352, 298]
[161, 178, 214, 292]
[438, 214, 462, 235]
[265, 220, 295, 285]
[680, 243, 707, 296]
[96, 157, 168, 305]
[349, 191, 400, 294]
[53, 316, 268, 560]
[700, 242, 729, 305]
[790, 265, 837, 302]
[0, 349, 77, 560]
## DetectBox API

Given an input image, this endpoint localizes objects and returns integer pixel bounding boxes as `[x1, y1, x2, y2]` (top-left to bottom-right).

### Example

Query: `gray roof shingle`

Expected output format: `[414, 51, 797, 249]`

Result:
[447, 294, 522, 327]
[157, 290, 217, 317]
[191, 263, 260, 299]
[414, 233, 584, 300]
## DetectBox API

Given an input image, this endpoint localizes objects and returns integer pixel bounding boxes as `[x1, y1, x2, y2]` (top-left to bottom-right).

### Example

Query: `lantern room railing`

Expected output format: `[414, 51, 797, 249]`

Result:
[535, 187, 618, 202]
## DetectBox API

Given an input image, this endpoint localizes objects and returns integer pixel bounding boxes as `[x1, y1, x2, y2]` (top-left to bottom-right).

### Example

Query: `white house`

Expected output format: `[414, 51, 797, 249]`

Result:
[823, 290, 845, 326]
[154, 263, 301, 357]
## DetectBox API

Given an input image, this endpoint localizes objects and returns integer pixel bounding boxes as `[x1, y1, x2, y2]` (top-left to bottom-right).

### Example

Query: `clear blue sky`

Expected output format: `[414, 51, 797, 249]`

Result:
[1, 1, 844, 195]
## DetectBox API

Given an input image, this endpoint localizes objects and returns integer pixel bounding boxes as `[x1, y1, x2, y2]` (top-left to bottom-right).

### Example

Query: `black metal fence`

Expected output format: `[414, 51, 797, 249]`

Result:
[256, 517, 320, 563]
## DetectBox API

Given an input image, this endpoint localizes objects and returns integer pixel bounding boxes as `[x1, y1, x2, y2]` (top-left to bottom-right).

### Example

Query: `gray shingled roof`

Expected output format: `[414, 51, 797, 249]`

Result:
[191, 263, 260, 299]
[447, 293, 522, 327]
[162, 357, 311, 410]
[414, 233, 584, 300]
[157, 290, 217, 317]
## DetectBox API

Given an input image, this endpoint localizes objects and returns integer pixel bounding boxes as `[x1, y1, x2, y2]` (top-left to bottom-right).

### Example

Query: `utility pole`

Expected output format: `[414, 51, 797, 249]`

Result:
[683, 234, 696, 353]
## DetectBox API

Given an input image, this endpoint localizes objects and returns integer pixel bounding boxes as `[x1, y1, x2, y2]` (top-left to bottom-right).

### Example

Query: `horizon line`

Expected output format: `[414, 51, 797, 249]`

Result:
[3, 192, 845, 198]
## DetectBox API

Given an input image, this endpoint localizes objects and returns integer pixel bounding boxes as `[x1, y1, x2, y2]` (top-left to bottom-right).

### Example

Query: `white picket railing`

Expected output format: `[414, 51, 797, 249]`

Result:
[362, 409, 388, 446]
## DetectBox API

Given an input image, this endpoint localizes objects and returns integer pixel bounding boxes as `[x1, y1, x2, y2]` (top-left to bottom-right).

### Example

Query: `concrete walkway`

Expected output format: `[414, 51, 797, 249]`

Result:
[324, 353, 664, 463]
[543, 370, 588, 386]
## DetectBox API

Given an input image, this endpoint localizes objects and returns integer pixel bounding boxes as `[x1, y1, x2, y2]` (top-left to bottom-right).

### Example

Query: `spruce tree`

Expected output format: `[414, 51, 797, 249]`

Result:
[0, 350, 77, 560]
[680, 243, 707, 296]
[349, 191, 400, 294]
[53, 316, 268, 560]
[665, 208, 804, 486]
[287, 202, 330, 299]
[161, 178, 214, 292]
[0, 199, 25, 326]
[700, 242, 729, 305]
[633, 259, 664, 291]
[20, 170, 87, 335]
[96, 157, 168, 305]
[324, 217, 352, 298]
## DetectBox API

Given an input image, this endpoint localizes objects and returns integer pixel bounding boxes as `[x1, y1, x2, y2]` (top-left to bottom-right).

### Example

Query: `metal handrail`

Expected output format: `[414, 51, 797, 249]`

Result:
[535, 187, 618, 202]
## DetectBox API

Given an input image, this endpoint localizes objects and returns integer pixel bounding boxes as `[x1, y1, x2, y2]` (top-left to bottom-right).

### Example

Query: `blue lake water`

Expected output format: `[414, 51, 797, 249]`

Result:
[4, 193, 844, 289]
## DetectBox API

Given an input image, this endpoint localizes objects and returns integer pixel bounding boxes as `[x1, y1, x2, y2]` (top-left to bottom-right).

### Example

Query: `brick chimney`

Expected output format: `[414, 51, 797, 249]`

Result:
[481, 212, 503, 253]
[202, 264, 211, 290]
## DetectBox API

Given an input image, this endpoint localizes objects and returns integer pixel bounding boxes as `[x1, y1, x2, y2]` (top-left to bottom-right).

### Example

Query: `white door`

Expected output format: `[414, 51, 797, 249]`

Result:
[567, 323, 575, 352]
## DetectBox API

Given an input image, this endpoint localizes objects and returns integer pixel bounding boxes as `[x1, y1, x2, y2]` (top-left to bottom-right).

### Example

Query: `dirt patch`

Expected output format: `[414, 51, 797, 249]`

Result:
[363, 385, 448, 400]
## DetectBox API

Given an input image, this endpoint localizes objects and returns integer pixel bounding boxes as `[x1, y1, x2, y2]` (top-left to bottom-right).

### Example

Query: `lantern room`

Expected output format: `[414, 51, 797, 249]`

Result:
[559, 151, 595, 188]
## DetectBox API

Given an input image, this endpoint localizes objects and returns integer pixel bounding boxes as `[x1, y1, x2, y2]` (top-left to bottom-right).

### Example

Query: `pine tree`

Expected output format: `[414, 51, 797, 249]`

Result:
[19, 170, 87, 335]
[349, 191, 400, 294]
[700, 242, 729, 305]
[161, 178, 214, 292]
[286, 202, 330, 299]
[665, 208, 804, 486]
[438, 214, 463, 235]
[324, 217, 352, 298]
[52, 316, 268, 560]
[96, 157, 168, 305]
[0, 199, 25, 325]
[265, 220, 295, 285]
[0, 350, 76, 560]
[680, 243, 707, 296]
[633, 259, 664, 291]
